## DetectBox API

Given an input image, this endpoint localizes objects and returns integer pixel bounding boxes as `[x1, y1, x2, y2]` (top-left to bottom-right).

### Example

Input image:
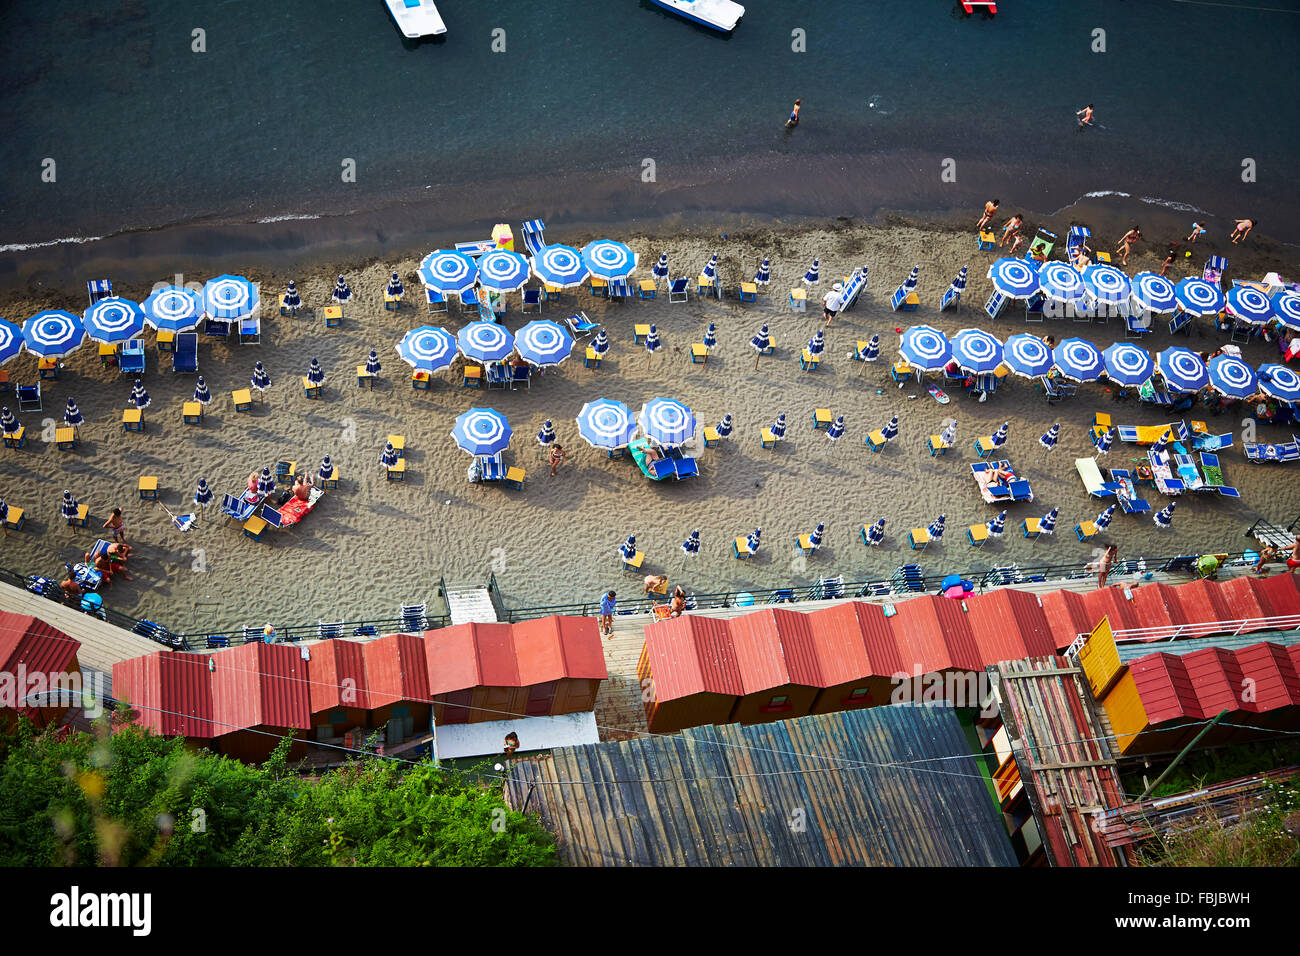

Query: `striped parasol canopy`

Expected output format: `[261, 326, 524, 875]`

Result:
[745, 528, 762, 554]
[283, 280, 302, 310]
[619, 535, 637, 561]
[331, 275, 353, 303]
[515, 320, 574, 367]
[1153, 501, 1177, 528]
[1037, 507, 1059, 535]
[1081, 264, 1132, 305]
[951, 328, 1003, 374]
[476, 250, 531, 293]
[203, 275, 259, 320]
[194, 479, 214, 507]
[1156, 347, 1208, 393]
[987, 257, 1039, 298]
[63, 398, 83, 427]
[770, 413, 788, 439]
[1094, 426, 1114, 456]
[1257, 364, 1300, 403]
[379, 442, 399, 468]
[986, 511, 1007, 538]
[1130, 272, 1177, 313]
[949, 267, 968, 294]
[755, 258, 771, 285]
[251, 361, 271, 392]
[990, 422, 1009, 447]
[318, 456, 335, 483]
[927, 514, 946, 541]
[899, 325, 951, 371]
[258, 468, 276, 496]
[536, 420, 556, 447]
[1039, 423, 1060, 452]
[750, 324, 771, 353]
[1270, 291, 1300, 331]
[581, 239, 637, 281]
[1038, 261, 1086, 302]
[306, 358, 324, 385]
[83, 297, 145, 344]
[419, 250, 478, 295]
[826, 415, 845, 443]
[0, 407, 19, 433]
[858, 334, 880, 362]
[590, 329, 609, 355]
[1101, 342, 1155, 386]
[808, 523, 824, 548]
[1207, 353, 1258, 399]
[1002, 333, 1054, 378]
[23, 310, 85, 358]
[900, 266, 919, 292]
[1052, 338, 1104, 382]
[880, 415, 899, 441]
[530, 244, 589, 288]
[60, 490, 79, 521]
[129, 379, 151, 409]
[863, 518, 885, 546]
[142, 286, 202, 332]
[716, 414, 733, 438]
[652, 253, 669, 282]
[807, 329, 825, 356]
[643, 325, 661, 359]
[386, 272, 405, 298]
[1174, 277, 1225, 316]
[365, 349, 382, 375]
[457, 321, 514, 364]
[452, 408, 512, 456]
[576, 399, 637, 449]
[639, 398, 696, 447]
[0, 318, 23, 365]
[1225, 285, 1273, 326]
[681, 529, 701, 556]
[701, 254, 718, 279]
[703, 323, 717, 350]
[1095, 504, 1116, 531]
[803, 259, 820, 285]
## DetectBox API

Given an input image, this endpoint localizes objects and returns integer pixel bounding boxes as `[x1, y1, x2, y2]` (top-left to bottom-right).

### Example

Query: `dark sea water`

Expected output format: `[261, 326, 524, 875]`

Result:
[1, 0, 1298, 271]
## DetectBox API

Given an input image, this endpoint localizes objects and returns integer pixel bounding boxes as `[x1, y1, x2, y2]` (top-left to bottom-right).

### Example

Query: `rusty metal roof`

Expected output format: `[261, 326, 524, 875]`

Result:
[210, 641, 312, 732]
[112, 651, 216, 738]
[0, 612, 80, 719]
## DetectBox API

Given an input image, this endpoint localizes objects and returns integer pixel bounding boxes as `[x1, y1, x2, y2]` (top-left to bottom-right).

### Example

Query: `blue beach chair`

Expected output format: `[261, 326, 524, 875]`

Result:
[172, 333, 198, 373]
[119, 339, 145, 375]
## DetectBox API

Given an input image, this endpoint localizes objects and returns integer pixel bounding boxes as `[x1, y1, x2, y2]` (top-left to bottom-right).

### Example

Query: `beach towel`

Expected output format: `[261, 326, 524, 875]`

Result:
[277, 487, 323, 526]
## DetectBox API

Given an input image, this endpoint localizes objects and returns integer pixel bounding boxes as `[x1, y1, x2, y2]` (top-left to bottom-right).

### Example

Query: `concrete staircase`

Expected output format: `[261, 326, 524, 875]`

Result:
[445, 587, 499, 625]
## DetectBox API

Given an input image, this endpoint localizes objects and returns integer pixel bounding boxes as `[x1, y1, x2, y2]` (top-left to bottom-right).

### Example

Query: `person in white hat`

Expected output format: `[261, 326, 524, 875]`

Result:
[823, 281, 844, 327]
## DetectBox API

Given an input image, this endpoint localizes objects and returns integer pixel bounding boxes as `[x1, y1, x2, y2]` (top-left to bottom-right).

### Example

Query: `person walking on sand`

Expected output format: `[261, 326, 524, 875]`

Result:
[1097, 544, 1118, 589]
[999, 214, 1024, 248]
[1116, 226, 1141, 266]
[1230, 218, 1256, 244]
[598, 589, 616, 637]
[1186, 221, 1207, 243]
[1159, 245, 1177, 277]
[785, 99, 801, 129]
[823, 282, 844, 327]
[103, 508, 126, 544]
[1076, 103, 1095, 128]
[548, 443, 567, 477]
[977, 198, 1000, 230]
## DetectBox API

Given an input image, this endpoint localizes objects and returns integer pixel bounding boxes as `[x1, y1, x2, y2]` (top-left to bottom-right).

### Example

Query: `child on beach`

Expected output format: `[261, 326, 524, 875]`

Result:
[1186, 222, 1207, 243]
[103, 508, 126, 543]
[977, 199, 1000, 230]
[999, 214, 1024, 248]
[1230, 218, 1256, 244]
[548, 443, 567, 477]
[785, 99, 801, 129]
[1159, 245, 1177, 277]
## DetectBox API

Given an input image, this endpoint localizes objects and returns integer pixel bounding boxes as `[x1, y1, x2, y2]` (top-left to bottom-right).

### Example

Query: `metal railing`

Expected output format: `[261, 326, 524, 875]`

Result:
[0, 565, 179, 649]
[1075, 613, 1300, 648]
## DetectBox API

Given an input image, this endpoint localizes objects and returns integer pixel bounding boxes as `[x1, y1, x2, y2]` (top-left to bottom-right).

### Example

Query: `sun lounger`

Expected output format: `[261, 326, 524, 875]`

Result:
[17, 381, 41, 412]
[455, 239, 494, 258]
[972, 460, 1033, 503]
[172, 333, 198, 372]
[1115, 421, 1188, 445]
[673, 457, 699, 480]
[119, 339, 145, 375]
[239, 317, 261, 344]
[1173, 453, 1205, 492]
[221, 493, 257, 524]
[1108, 469, 1152, 514]
[1191, 431, 1233, 452]
[1147, 447, 1185, 496]
[1198, 452, 1240, 498]
[668, 277, 689, 303]
[276, 487, 323, 526]
[1137, 381, 1173, 407]
[564, 311, 598, 337]
[521, 219, 547, 257]
[1038, 376, 1075, 403]
[1075, 457, 1119, 498]
[1243, 436, 1300, 463]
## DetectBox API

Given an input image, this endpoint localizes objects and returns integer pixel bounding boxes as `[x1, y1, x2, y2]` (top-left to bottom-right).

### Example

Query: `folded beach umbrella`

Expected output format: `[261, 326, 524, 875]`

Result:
[863, 518, 885, 546]
[701, 254, 718, 279]
[1174, 277, 1225, 316]
[452, 408, 512, 456]
[987, 257, 1040, 298]
[330, 275, 353, 304]
[755, 258, 771, 286]
[716, 414, 734, 438]
[1094, 426, 1114, 457]
[949, 267, 968, 295]
[590, 329, 609, 355]
[457, 321, 514, 365]
[1037, 261, 1086, 303]
[652, 253, 669, 283]
[681, 529, 701, 557]
[1156, 347, 1208, 393]
[807, 329, 825, 356]
[1149, 430, 1171, 462]
[1036, 507, 1059, 536]
[643, 325, 661, 365]
[927, 514, 946, 543]
[397, 325, 457, 372]
[477, 250, 531, 293]
[1095, 504, 1116, 532]
[640, 397, 696, 447]
[826, 415, 845, 444]
[536, 420, 556, 448]
[859, 335, 880, 362]
[318, 455, 335, 483]
[1270, 291, 1300, 331]
[986, 511, 1007, 538]
[419, 250, 479, 295]
[386, 272, 404, 298]
[365, 349, 382, 376]
[1052, 338, 1104, 382]
[899, 325, 951, 371]
[939, 420, 957, 447]
[808, 523, 824, 549]
[379, 442, 399, 469]
[129, 379, 151, 410]
[703, 323, 717, 351]
[1081, 264, 1132, 305]
[258, 468, 276, 496]
[770, 413, 788, 440]
[745, 528, 762, 554]
[1130, 272, 1177, 314]
[60, 490, 79, 522]
[530, 245, 589, 289]
[203, 275, 259, 320]
[0, 318, 23, 365]
[1039, 423, 1059, 454]
[63, 398, 83, 428]
[581, 239, 637, 281]
[1225, 285, 1273, 326]
[1258, 364, 1300, 403]
[23, 310, 85, 358]
[142, 286, 202, 333]
[194, 478, 214, 509]
[1207, 353, 1258, 399]
[516, 319, 574, 367]
[1152, 501, 1177, 528]
[880, 415, 899, 441]
[0, 407, 18, 433]
[990, 422, 1009, 448]
[251, 361, 271, 395]
[1002, 333, 1054, 378]
[577, 399, 637, 450]
[901, 266, 919, 293]
[750, 324, 771, 353]
[1102, 342, 1155, 387]
[283, 280, 302, 312]
[0, 499, 7, 527]
[306, 358, 324, 385]
[619, 535, 637, 562]
[951, 328, 1003, 374]
[83, 297, 145, 344]
[803, 259, 820, 285]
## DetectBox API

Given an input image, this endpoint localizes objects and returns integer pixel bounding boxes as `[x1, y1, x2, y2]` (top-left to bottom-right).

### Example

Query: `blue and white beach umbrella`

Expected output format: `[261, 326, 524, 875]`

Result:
[864, 518, 885, 546]
[1082, 264, 1132, 305]
[990, 422, 1009, 447]
[899, 325, 952, 371]
[1150, 430, 1170, 462]
[61, 490, 79, 522]
[0, 407, 18, 433]
[258, 468, 276, 496]
[703, 323, 717, 350]
[516, 320, 574, 367]
[808, 523, 824, 548]
[927, 514, 946, 542]
[770, 413, 788, 440]
[1270, 291, 1300, 331]
[1258, 364, 1300, 403]
[1039, 423, 1060, 453]
[1153, 501, 1177, 528]
[22, 310, 85, 358]
[951, 328, 1003, 374]
[419, 250, 478, 295]
[581, 239, 637, 281]
[307, 358, 324, 385]
[83, 297, 145, 344]
[880, 415, 899, 441]
[331, 275, 353, 303]
[702, 254, 718, 279]
[283, 280, 302, 311]
[826, 415, 845, 443]
[1094, 426, 1114, 456]
[142, 286, 202, 332]
[318, 456, 335, 483]
[716, 414, 733, 438]
[988, 257, 1040, 298]
[457, 321, 515, 364]
[950, 267, 968, 295]
[1156, 347, 1208, 393]
[803, 258, 820, 285]
[1102, 342, 1155, 386]
[1095, 504, 1116, 531]
[203, 275, 259, 320]
[1174, 277, 1225, 316]
[193, 376, 211, 405]
[901, 266, 919, 293]
[859, 335, 880, 362]
[1002, 333, 1054, 378]
[251, 361, 271, 393]
[644, 325, 662, 361]
[987, 511, 1007, 538]
[530, 245, 589, 288]
[652, 253, 669, 283]
[1038, 261, 1086, 303]
[1207, 354, 1258, 399]
[755, 258, 771, 286]
[0, 319, 23, 365]
[397, 325, 457, 372]
[1037, 507, 1059, 535]
[452, 408, 512, 456]
[1225, 285, 1273, 326]
[640, 397, 696, 447]
[537, 419, 556, 448]
[1053, 338, 1105, 382]
[194, 478, 214, 508]
[577, 399, 637, 449]
[365, 349, 382, 375]
[591, 329, 609, 355]
[386, 272, 404, 298]
[63, 398, 83, 428]
[379, 442, 399, 469]
[745, 528, 762, 554]
[682, 529, 701, 557]
[750, 325, 771, 353]
[129, 379, 151, 410]
[477, 250, 531, 293]
[807, 329, 825, 356]
[1130, 272, 1177, 313]
[619, 536, 638, 562]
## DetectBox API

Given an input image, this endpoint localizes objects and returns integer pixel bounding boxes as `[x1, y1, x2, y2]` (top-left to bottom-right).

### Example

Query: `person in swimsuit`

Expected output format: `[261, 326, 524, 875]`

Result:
[1159, 245, 1177, 277]
[1116, 226, 1141, 266]
[1230, 218, 1256, 244]
[548, 443, 567, 477]
[999, 214, 1023, 247]
[977, 199, 1000, 230]
[103, 508, 126, 543]
[1097, 545, 1118, 588]
[1186, 222, 1207, 243]
[1076, 103, 1095, 128]
[785, 99, 801, 129]
[669, 586, 687, 618]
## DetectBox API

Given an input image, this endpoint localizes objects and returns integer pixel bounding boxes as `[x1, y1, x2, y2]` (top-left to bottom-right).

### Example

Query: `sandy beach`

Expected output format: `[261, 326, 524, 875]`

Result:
[2, 219, 1299, 636]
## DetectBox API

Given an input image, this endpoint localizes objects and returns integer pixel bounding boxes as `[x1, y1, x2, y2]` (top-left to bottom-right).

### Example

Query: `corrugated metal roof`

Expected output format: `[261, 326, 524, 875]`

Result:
[1129, 653, 1198, 724]
[1183, 648, 1246, 717]
[1216, 576, 1271, 625]
[112, 651, 217, 738]
[512, 615, 607, 685]
[210, 642, 312, 732]
[965, 589, 1057, 663]
[1253, 573, 1300, 617]
[503, 705, 1016, 867]
[1126, 641, 1300, 724]
[0, 613, 81, 718]
[424, 617, 606, 695]
[1118, 628, 1300, 661]
[364, 632, 431, 708]
[307, 638, 371, 711]
[1235, 643, 1300, 713]
[805, 604, 874, 686]
[1173, 579, 1235, 627]
[643, 615, 743, 701]
[726, 609, 798, 693]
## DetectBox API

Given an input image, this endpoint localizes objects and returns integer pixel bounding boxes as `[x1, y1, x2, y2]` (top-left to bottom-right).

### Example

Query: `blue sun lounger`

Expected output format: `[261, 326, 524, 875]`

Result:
[1116, 421, 1189, 444]
[1191, 431, 1233, 452]
[221, 493, 257, 524]
[1108, 468, 1152, 514]
[172, 333, 198, 373]
[521, 219, 547, 257]
[1198, 452, 1240, 497]
[1243, 436, 1300, 463]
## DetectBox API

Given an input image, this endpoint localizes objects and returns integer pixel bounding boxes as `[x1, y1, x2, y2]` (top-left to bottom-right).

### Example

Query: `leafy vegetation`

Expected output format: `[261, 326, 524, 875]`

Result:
[0, 711, 554, 867]
[1121, 740, 1300, 799]
[1144, 780, 1300, 867]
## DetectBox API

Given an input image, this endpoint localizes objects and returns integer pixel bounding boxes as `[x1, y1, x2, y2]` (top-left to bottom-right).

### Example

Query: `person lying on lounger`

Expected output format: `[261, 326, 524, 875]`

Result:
[989, 465, 1014, 485]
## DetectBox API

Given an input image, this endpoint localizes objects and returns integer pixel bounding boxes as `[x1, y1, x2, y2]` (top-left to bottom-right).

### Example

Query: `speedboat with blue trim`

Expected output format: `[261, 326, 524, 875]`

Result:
[386, 0, 446, 38]
[649, 0, 745, 33]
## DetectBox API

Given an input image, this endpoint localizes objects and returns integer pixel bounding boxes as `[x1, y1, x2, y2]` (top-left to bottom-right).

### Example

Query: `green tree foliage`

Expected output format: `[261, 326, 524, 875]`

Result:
[1144, 780, 1300, 867]
[0, 717, 554, 867]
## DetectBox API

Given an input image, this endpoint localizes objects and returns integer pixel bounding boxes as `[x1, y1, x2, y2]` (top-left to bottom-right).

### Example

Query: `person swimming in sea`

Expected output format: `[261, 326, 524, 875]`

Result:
[1076, 103, 1095, 128]
[785, 99, 801, 129]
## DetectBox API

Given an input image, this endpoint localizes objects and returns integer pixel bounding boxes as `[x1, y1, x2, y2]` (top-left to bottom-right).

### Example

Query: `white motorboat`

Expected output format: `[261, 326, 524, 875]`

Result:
[385, 0, 446, 38]
[648, 0, 745, 33]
